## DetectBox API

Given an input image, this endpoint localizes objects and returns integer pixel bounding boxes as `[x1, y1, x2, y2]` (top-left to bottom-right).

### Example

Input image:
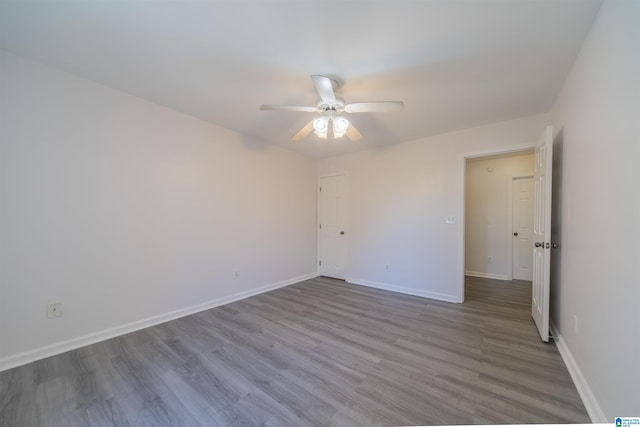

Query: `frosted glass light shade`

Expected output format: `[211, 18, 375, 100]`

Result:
[313, 117, 329, 138]
[333, 117, 349, 138]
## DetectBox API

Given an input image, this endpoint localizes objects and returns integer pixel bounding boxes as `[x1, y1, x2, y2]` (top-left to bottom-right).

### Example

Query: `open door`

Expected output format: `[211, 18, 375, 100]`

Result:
[532, 126, 553, 342]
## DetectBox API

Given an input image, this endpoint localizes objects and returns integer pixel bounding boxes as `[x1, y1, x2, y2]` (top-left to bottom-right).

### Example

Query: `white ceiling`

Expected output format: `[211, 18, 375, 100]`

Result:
[0, 0, 602, 159]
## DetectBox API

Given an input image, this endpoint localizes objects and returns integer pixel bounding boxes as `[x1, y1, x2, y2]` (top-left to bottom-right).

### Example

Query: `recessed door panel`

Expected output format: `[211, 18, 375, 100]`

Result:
[513, 177, 534, 281]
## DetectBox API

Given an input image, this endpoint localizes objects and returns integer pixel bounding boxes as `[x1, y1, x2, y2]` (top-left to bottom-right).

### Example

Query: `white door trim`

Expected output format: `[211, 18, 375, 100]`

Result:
[458, 143, 538, 303]
[317, 172, 348, 279]
[508, 175, 534, 281]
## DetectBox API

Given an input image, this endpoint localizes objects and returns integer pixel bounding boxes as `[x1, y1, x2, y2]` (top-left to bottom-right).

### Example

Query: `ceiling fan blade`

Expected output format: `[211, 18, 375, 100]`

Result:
[260, 105, 318, 112]
[311, 75, 336, 103]
[344, 101, 404, 113]
[346, 123, 362, 141]
[291, 120, 315, 141]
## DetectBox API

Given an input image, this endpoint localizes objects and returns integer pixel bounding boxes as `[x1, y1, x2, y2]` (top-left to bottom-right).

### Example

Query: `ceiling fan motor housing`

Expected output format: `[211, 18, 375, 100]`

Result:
[317, 99, 345, 113]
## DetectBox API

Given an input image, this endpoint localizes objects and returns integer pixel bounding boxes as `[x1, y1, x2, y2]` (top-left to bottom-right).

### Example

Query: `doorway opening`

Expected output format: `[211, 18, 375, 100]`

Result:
[458, 145, 537, 303]
[459, 126, 553, 343]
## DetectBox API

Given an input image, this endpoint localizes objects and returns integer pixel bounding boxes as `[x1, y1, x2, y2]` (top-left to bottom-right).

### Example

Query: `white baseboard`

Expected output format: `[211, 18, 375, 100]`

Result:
[465, 270, 510, 280]
[550, 322, 607, 423]
[347, 277, 458, 303]
[0, 272, 317, 372]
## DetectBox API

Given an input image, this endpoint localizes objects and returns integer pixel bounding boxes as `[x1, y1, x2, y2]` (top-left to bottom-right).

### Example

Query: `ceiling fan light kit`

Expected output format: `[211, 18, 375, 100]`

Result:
[333, 117, 349, 138]
[313, 116, 329, 139]
[260, 75, 403, 142]
[312, 114, 350, 139]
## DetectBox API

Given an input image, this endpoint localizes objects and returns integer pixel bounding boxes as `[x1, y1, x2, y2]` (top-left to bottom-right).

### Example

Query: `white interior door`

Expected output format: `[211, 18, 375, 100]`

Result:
[532, 126, 553, 342]
[512, 176, 534, 281]
[319, 175, 347, 279]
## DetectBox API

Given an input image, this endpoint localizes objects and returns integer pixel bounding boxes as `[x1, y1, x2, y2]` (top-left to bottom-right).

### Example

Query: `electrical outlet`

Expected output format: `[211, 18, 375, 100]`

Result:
[385, 264, 391, 271]
[487, 256, 493, 264]
[573, 315, 579, 334]
[47, 303, 62, 319]
[234, 271, 239, 280]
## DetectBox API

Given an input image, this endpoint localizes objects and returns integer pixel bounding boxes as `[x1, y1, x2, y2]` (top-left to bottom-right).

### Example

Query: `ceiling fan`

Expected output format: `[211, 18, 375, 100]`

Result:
[260, 75, 404, 141]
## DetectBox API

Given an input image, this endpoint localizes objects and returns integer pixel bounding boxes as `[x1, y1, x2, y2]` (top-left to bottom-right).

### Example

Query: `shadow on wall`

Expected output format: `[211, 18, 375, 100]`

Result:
[550, 127, 564, 325]
[241, 134, 272, 151]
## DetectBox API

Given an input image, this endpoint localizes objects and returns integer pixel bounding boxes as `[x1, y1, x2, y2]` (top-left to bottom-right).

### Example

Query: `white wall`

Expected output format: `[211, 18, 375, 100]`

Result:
[549, 0, 640, 420]
[318, 113, 551, 302]
[0, 51, 317, 369]
[465, 152, 534, 279]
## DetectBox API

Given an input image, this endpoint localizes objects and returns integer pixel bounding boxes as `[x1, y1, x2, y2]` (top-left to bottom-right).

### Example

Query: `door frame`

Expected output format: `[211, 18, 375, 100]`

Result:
[317, 172, 349, 278]
[458, 143, 538, 303]
[508, 175, 534, 281]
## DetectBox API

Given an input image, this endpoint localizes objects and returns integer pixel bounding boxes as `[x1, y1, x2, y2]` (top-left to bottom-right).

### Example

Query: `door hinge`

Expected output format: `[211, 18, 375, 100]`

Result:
[319, 186, 322, 192]
[319, 260, 322, 266]
[319, 223, 322, 229]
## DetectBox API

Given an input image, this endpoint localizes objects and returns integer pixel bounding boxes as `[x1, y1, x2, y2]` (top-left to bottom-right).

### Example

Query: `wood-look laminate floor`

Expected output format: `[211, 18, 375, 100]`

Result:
[1, 276, 589, 426]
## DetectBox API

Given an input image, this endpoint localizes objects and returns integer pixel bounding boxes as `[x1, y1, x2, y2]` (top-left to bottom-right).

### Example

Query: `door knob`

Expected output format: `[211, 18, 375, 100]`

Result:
[340, 231, 345, 235]
[513, 232, 518, 237]
[534, 242, 543, 247]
